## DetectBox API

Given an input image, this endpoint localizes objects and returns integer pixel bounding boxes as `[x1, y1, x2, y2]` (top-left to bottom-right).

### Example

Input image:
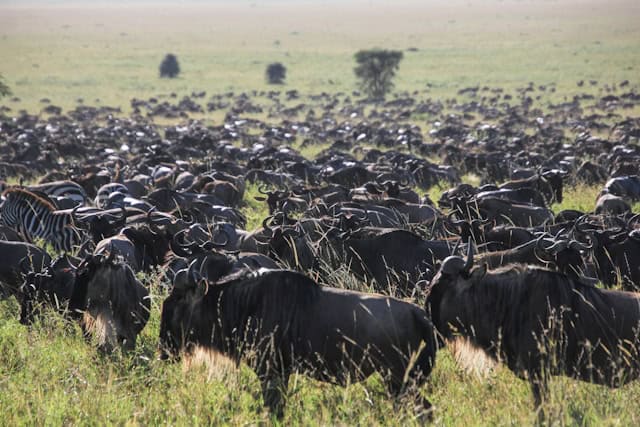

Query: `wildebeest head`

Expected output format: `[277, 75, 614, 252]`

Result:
[69, 252, 150, 352]
[160, 250, 239, 360]
[534, 234, 591, 279]
[541, 170, 565, 203]
[426, 244, 480, 338]
[19, 255, 78, 325]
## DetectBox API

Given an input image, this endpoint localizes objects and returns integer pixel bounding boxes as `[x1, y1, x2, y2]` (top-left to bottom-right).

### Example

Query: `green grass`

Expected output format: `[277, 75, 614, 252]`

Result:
[554, 184, 603, 214]
[241, 183, 272, 231]
[3, 272, 640, 425]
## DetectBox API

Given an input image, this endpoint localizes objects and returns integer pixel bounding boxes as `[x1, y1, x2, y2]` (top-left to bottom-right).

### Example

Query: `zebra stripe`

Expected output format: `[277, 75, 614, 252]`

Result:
[1, 188, 81, 252]
[28, 180, 88, 205]
[95, 183, 129, 209]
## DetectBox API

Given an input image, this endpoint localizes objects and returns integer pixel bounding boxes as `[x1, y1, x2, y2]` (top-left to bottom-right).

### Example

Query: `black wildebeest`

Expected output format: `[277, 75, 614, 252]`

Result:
[69, 254, 150, 352]
[0, 240, 52, 297]
[426, 245, 640, 411]
[20, 255, 78, 324]
[159, 267, 438, 418]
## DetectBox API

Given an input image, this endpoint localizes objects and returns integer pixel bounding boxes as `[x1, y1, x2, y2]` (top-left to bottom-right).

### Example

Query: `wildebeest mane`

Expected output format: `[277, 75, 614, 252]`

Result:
[197, 269, 321, 359]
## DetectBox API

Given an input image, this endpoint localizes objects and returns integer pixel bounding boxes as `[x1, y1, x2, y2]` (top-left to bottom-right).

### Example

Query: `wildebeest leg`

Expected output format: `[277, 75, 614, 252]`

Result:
[260, 372, 289, 419]
[386, 375, 433, 421]
[120, 334, 136, 353]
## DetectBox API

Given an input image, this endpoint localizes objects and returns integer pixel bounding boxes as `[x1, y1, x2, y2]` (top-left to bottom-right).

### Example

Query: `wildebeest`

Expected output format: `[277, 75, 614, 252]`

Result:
[159, 267, 438, 418]
[20, 255, 79, 324]
[0, 240, 52, 297]
[68, 254, 150, 352]
[426, 245, 640, 410]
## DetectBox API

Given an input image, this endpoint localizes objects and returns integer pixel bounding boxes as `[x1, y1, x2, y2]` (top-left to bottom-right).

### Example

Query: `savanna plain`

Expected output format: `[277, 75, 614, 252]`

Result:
[1, 0, 640, 424]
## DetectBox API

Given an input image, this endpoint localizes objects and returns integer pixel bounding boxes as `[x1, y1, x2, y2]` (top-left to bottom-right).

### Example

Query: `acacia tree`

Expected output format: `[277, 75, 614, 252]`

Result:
[159, 54, 180, 78]
[0, 74, 11, 98]
[266, 63, 287, 84]
[353, 49, 403, 100]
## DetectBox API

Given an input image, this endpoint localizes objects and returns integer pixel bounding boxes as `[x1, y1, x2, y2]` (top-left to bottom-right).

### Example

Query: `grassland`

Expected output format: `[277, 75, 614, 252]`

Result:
[1, 0, 640, 113]
[2, 0, 640, 425]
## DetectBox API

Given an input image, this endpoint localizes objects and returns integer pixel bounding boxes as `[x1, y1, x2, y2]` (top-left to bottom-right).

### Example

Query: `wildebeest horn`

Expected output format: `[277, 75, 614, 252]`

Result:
[542, 238, 568, 254]
[451, 238, 461, 255]
[170, 230, 199, 256]
[463, 242, 474, 271]
[262, 216, 274, 236]
[627, 213, 640, 227]
[569, 238, 593, 251]
[209, 228, 229, 247]
[447, 211, 467, 227]
[258, 184, 271, 195]
[440, 255, 466, 275]
[187, 258, 204, 284]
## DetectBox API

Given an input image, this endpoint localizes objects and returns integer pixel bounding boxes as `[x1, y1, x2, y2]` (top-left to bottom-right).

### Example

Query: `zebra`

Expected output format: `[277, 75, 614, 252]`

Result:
[28, 180, 88, 206]
[95, 183, 129, 209]
[0, 188, 82, 252]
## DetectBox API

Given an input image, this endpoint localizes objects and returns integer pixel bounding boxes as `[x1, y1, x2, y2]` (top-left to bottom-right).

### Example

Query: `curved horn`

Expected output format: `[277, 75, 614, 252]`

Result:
[543, 238, 568, 254]
[463, 242, 474, 272]
[209, 228, 230, 247]
[451, 238, 461, 255]
[447, 210, 467, 227]
[258, 183, 271, 195]
[440, 255, 466, 275]
[170, 229, 199, 257]
[262, 216, 274, 236]
[569, 238, 593, 251]
[146, 206, 157, 222]
[188, 258, 203, 284]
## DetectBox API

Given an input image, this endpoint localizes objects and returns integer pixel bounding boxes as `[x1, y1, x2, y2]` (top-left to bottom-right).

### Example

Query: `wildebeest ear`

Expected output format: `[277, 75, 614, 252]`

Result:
[469, 264, 487, 281]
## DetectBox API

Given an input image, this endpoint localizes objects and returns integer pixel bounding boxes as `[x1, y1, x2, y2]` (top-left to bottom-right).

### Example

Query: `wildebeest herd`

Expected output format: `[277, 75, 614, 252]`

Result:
[1, 83, 640, 418]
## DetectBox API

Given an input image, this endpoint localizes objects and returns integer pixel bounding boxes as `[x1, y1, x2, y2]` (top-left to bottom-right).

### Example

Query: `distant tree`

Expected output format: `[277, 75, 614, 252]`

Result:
[353, 49, 403, 100]
[159, 54, 180, 78]
[266, 62, 287, 84]
[0, 74, 11, 99]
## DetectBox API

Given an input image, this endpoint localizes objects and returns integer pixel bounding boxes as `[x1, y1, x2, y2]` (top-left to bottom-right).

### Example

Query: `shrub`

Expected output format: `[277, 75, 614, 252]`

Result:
[353, 49, 403, 100]
[0, 74, 11, 98]
[266, 62, 287, 84]
[159, 54, 180, 78]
